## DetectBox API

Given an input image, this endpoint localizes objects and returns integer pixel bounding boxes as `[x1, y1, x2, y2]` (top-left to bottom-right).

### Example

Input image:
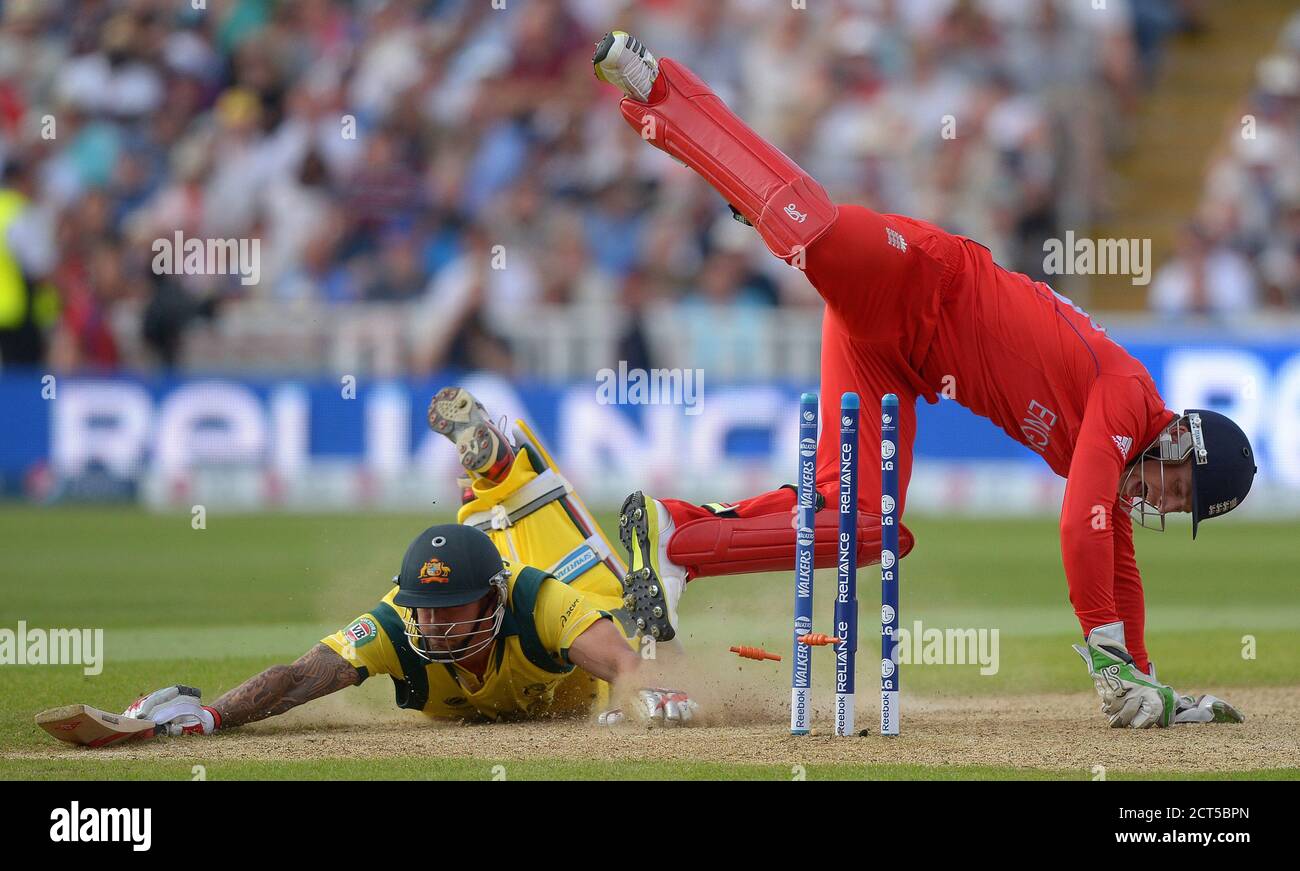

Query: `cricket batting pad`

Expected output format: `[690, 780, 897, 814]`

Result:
[619, 58, 838, 261]
[667, 504, 914, 579]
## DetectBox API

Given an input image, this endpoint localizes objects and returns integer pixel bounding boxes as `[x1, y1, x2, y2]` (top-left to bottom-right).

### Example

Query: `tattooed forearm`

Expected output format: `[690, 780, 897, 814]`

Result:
[211, 643, 360, 729]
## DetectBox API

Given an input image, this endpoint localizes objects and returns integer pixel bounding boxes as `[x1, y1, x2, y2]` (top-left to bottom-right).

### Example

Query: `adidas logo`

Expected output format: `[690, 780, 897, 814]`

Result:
[1112, 435, 1133, 459]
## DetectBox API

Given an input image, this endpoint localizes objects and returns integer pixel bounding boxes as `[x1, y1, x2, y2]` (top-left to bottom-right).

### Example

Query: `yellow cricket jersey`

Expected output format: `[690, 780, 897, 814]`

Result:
[322, 561, 626, 721]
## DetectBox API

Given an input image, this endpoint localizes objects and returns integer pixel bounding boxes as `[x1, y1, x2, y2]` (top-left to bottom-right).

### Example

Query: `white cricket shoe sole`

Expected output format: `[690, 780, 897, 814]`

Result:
[593, 30, 658, 102]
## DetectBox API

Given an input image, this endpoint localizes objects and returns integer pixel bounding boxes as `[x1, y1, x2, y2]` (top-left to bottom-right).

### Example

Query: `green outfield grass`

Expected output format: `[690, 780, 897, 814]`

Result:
[2, 506, 1296, 779]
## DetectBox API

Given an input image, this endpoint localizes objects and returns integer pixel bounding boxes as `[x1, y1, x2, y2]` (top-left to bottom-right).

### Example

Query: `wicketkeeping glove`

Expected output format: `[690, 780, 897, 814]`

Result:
[1173, 692, 1245, 724]
[1073, 623, 1176, 729]
[597, 688, 699, 727]
[123, 686, 221, 736]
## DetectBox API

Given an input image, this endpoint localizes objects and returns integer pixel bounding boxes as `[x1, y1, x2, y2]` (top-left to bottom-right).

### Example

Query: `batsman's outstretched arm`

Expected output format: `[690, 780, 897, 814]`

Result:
[211, 643, 361, 729]
[566, 618, 641, 684]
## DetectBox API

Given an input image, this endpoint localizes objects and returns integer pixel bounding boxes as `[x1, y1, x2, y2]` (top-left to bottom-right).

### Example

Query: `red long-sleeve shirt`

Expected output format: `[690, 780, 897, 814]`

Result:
[923, 234, 1174, 669]
[803, 206, 1173, 669]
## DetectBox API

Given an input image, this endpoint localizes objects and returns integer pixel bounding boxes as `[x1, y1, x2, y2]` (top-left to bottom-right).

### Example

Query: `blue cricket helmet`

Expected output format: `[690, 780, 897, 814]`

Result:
[1186, 409, 1257, 538]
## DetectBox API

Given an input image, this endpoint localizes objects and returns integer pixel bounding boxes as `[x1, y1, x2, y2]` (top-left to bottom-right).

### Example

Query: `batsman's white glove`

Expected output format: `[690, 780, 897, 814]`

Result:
[597, 688, 699, 727]
[123, 686, 221, 736]
[1073, 623, 1175, 729]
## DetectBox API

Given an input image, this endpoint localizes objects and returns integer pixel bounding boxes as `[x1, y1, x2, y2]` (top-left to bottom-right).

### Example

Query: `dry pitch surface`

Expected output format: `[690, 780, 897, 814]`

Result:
[11, 685, 1298, 777]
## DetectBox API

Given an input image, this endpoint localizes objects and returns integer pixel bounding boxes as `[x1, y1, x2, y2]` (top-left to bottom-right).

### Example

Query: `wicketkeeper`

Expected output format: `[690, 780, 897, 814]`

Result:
[121, 388, 698, 738]
[592, 31, 1254, 729]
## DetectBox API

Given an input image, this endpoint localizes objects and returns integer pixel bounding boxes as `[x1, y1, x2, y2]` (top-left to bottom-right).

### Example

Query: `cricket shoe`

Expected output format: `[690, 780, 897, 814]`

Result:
[426, 387, 515, 483]
[592, 31, 658, 102]
[617, 491, 686, 642]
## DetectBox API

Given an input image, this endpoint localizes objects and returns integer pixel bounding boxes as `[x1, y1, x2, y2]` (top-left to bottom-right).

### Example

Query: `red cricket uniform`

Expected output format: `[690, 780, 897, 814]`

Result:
[632, 58, 1174, 668]
[817, 205, 1174, 670]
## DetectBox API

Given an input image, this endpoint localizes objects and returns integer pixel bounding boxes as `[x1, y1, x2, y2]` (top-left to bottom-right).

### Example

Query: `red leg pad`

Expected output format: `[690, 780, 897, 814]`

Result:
[619, 58, 838, 261]
[666, 495, 916, 579]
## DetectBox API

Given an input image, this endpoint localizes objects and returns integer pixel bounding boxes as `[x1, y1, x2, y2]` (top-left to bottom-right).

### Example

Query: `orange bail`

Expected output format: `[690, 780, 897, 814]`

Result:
[729, 645, 782, 662]
[797, 633, 844, 647]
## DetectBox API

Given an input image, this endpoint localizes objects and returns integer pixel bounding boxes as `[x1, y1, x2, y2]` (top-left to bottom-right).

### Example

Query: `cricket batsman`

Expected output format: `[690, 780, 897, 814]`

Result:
[118, 389, 697, 739]
[592, 31, 1255, 729]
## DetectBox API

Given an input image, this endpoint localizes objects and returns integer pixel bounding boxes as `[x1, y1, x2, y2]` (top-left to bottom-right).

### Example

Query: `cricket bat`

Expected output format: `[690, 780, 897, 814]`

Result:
[35, 704, 160, 747]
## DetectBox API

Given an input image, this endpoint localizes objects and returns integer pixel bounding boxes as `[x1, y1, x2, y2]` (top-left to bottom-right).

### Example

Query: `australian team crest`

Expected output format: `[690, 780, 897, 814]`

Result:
[418, 557, 453, 584]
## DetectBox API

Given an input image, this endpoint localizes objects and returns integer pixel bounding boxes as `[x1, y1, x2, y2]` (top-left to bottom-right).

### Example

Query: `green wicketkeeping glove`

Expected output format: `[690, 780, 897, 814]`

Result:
[1073, 623, 1176, 729]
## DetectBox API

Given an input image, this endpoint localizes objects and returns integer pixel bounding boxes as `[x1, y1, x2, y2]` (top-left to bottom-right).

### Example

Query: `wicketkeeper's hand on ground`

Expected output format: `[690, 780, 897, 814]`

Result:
[1073, 623, 1176, 729]
[123, 686, 221, 736]
[1173, 692, 1245, 724]
[597, 688, 699, 727]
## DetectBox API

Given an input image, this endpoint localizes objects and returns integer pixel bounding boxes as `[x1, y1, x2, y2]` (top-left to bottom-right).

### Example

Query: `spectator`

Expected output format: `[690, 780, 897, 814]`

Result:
[408, 222, 523, 375]
[614, 267, 656, 373]
[583, 179, 648, 279]
[140, 263, 217, 370]
[1259, 191, 1300, 309]
[48, 238, 125, 371]
[1176, 16, 1300, 314]
[1149, 222, 1257, 317]
[0, 0, 1204, 375]
[366, 228, 428, 303]
[55, 12, 164, 120]
[260, 149, 334, 298]
[0, 158, 56, 366]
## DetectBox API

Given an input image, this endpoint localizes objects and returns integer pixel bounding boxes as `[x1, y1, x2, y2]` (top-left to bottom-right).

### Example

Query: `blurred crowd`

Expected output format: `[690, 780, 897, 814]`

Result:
[0, 0, 1242, 375]
[1151, 10, 1300, 316]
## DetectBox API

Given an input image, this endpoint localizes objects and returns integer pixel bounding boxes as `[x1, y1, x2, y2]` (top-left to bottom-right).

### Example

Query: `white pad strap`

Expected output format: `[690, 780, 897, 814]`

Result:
[463, 468, 570, 531]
